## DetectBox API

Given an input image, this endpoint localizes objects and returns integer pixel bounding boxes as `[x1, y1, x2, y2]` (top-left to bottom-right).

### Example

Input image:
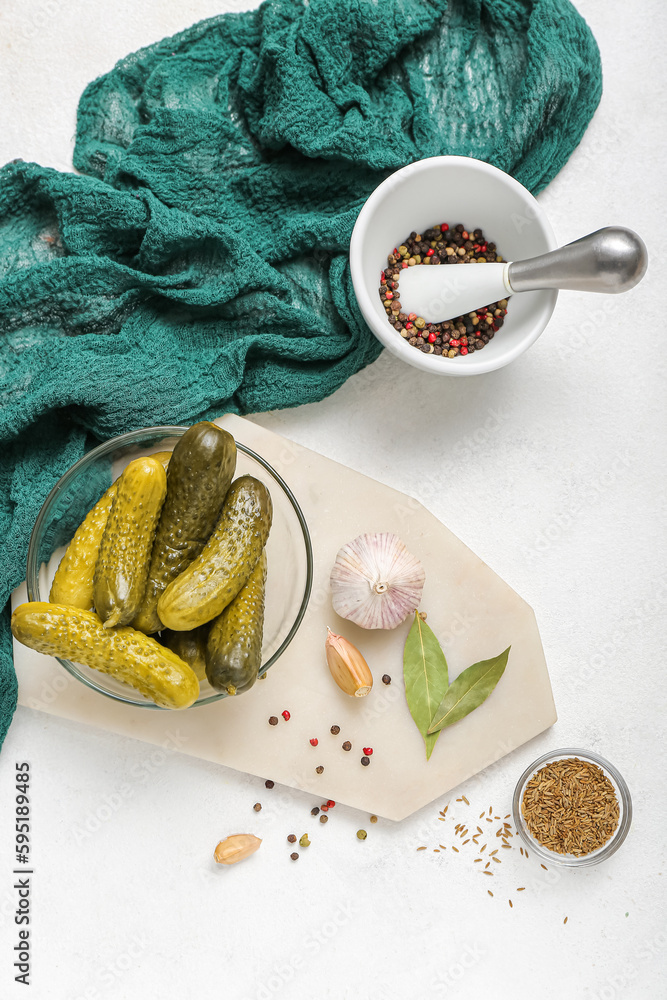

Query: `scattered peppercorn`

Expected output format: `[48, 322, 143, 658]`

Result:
[361, 756, 370, 766]
[309, 738, 318, 747]
[382, 675, 391, 685]
[321, 805, 329, 812]
[342, 741, 352, 751]
[379, 222, 507, 358]
[265, 779, 274, 789]
[299, 834, 310, 848]
[253, 802, 262, 812]
[311, 806, 320, 816]
[357, 830, 368, 840]
[370, 815, 378, 824]
[287, 834, 297, 843]
[290, 852, 299, 861]
[268, 716, 278, 726]
[315, 765, 324, 774]
[327, 800, 335, 808]
[319, 815, 328, 824]
[330, 725, 340, 735]
[281, 710, 291, 721]
[363, 747, 373, 756]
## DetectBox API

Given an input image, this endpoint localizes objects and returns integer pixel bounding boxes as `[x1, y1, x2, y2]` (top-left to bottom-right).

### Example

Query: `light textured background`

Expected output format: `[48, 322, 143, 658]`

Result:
[0, 2, 665, 999]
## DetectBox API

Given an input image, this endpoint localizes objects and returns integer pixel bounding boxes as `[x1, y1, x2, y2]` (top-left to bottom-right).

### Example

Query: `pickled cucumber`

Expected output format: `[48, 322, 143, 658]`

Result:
[161, 626, 209, 682]
[206, 549, 267, 695]
[93, 456, 167, 628]
[133, 422, 236, 634]
[50, 482, 118, 610]
[158, 476, 272, 631]
[48, 451, 172, 612]
[11, 603, 199, 709]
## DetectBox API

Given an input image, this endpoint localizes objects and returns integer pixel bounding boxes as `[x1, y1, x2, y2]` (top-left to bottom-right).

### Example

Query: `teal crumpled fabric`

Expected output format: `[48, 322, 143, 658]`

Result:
[0, 0, 602, 746]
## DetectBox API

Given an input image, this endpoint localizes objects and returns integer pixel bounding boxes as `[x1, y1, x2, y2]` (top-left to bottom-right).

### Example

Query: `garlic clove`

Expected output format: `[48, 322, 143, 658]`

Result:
[330, 533, 425, 630]
[325, 628, 373, 697]
[214, 834, 262, 865]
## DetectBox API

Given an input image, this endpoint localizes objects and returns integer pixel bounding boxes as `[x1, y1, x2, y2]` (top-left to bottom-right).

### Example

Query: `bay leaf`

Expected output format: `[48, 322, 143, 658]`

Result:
[403, 612, 449, 760]
[427, 647, 510, 735]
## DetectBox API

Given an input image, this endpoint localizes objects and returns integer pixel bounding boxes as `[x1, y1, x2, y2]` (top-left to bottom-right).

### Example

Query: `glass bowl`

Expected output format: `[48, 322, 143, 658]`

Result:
[26, 425, 313, 709]
[512, 748, 632, 867]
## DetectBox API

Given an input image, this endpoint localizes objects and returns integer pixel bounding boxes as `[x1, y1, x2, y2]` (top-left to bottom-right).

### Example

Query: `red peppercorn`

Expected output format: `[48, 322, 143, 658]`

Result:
[327, 800, 335, 808]
[460, 337, 468, 346]
[460, 347, 469, 355]
[440, 223, 449, 232]
[405, 322, 413, 330]
[362, 747, 373, 756]
[493, 323, 499, 332]
[428, 333, 436, 344]
[408, 313, 417, 322]
[426, 248, 434, 257]
[282, 710, 290, 721]
[462, 231, 469, 240]
[380, 271, 385, 280]
[309, 738, 318, 747]
[449, 339, 460, 347]
[385, 291, 393, 299]
[321, 804, 329, 812]
[401, 261, 408, 269]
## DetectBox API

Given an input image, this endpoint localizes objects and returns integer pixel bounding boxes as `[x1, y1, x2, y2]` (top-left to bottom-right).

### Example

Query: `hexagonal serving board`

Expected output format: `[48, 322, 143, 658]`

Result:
[11, 414, 556, 821]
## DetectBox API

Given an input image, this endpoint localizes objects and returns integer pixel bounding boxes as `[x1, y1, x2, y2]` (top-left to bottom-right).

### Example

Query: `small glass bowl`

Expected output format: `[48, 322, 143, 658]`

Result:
[26, 425, 313, 709]
[512, 748, 632, 867]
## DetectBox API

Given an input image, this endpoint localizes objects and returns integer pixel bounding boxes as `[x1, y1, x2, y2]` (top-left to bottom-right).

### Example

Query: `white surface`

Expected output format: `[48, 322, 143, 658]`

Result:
[11, 415, 557, 822]
[349, 155, 557, 374]
[0, 2, 666, 999]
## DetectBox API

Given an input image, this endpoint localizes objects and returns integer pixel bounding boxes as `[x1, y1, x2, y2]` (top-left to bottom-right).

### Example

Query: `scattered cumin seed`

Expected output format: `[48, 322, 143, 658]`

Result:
[517, 888, 525, 892]
[417, 846, 427, 851]
[456, 797, 463, 802]
[485, 862, 490, 869]
[438, 817, 446, 821]
[486, 817, 493, 823]
[433, 849, 440, 853]
[541, 864, 548, 870]
[479, 812, 485, 819]
[488, 807, 492, 815]
[483, 871, 494, 876]
[462, 839, 470, 845]
[502, 844, 512, 850]
[474, 858, 482, 863]
[564, 917, 568, 925]
[492, 857, 501, 864]
[488, 891, 494, 897]
[480, 844, 486, 852]
[489, 849, 498, 856]
[509, 900, 513, 908]
[477, 827, 483, 834]
[504, 814, 511, 819]
[462, 796, 469, 805]
[451, 846, 459, 853]
[439, 845, 447, 850]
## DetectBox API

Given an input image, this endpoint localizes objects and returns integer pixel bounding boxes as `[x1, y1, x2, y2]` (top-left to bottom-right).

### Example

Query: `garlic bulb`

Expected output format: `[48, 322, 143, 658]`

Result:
[330, 533, 425, 630]
[325, 628, 373, 697]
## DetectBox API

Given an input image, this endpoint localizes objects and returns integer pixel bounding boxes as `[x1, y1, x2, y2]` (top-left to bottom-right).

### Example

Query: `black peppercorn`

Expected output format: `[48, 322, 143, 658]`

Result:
[290, 852, 299, 861]
[330, 725, 340, 735]
[265, 779, 274, 789]
[342, 741, 352, 751]
[315, 765, 324, 774]
[361, 756, 370, 767]
[311, 806, 320, 816]
[382, 674, 391, 685]
[253, 802, 262, 812]
[268, 716, 278, 726]
[287, 834, 297, 843]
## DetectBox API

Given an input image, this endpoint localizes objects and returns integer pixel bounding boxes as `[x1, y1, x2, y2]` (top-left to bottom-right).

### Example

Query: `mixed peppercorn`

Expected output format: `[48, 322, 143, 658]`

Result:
[379, 223, 508, 356]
